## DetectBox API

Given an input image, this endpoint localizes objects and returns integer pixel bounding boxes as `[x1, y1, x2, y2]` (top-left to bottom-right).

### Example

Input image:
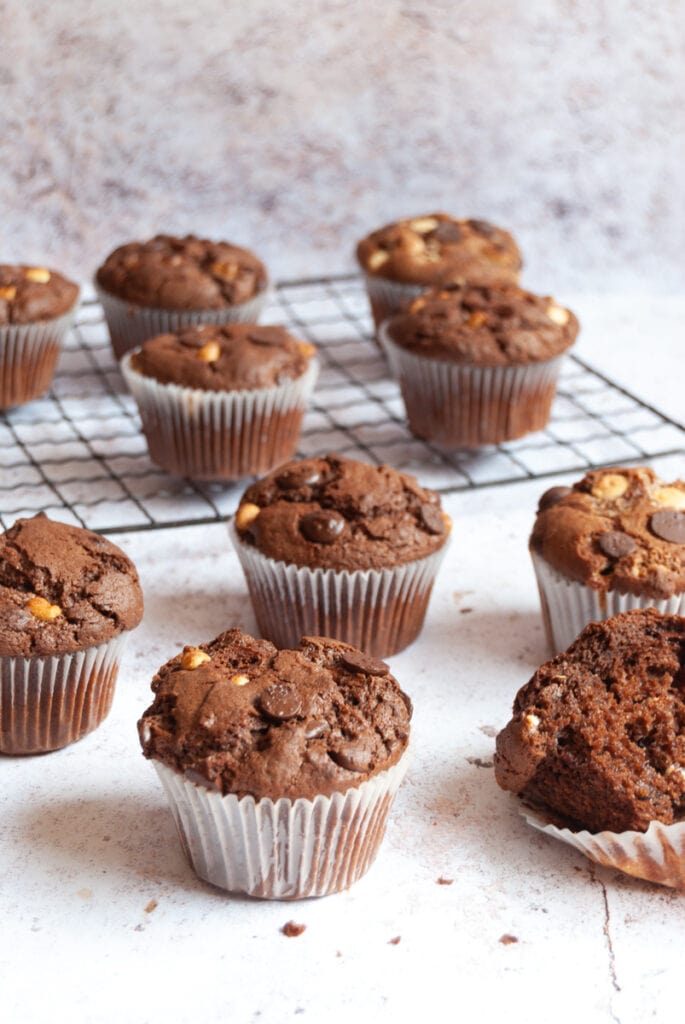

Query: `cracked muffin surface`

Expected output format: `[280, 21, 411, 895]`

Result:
[96, 234, 267, 309]
[0, 514, 144, 657]
[138, 628, 412, 801]
[234, 453, 450, 571]
[384, 283, 578, 365]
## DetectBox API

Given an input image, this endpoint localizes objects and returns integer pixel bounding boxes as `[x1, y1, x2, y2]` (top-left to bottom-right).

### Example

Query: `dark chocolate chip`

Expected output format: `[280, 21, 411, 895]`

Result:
[329, 740, 373, 773]
[419, 502, 445, 535]
[258, 683, 302, 721]
[277, 465, 321, 490]
[299, 510, 345, 544]
[339, 649, 390, 677]
[537, 486, 572, 512]
[467, 218, 498, 238]
[598, 531, 637, 558]
[430, 221, 464, 243]
[650, 510, 685, 544]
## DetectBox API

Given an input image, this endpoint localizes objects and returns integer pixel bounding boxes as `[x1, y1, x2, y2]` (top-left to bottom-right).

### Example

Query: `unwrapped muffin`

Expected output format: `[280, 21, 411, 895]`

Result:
[138, 627, 412, 898]
[121, 322, 318, 480]
[495, 608, 685, 887]
[531, 467, 685, 653]
[379, 283, 578, 446]
[0, 263, 79, 409]
[356, 213, 522, 329]
[0, 514, 143, 754]
[229, 453, 450, 657]
[95, 234, 269, 359]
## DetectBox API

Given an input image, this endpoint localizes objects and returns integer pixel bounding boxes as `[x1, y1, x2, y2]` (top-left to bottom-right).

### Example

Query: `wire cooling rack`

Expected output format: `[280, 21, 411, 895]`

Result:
[1, 274, 683, 534]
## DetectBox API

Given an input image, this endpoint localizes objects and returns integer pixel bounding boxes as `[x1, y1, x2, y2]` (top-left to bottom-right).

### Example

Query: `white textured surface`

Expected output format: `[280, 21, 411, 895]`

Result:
[2, 1, 685, 292]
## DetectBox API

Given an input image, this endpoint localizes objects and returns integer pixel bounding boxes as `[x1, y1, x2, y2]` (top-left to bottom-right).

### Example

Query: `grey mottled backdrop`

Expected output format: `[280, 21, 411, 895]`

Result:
[2, 0, 684, 293]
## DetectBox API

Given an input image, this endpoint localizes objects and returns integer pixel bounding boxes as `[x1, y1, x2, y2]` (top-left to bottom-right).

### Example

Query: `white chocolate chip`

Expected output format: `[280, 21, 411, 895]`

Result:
[230, 674, 250, 687]
[524, 713, 540, 734]
[546, 304, 570, 326]
[24, 267, 51, 284]
[653, 486, 685, 511]
[409, 217, 439, 234]
[591, 473, 629, 500]
[367, 250, 389, 271]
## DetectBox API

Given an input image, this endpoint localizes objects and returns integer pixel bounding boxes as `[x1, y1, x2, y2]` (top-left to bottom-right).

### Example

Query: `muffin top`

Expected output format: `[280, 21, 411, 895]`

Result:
[128, 323, 316, 392]
[494, 609, 685, 833]
[531, 467, 685, 600]
[0, 514, 144, 657]
[95, 234, 267, 309]
[356, 213, 522, 287]
[234, 453, 451, 571]
[0, 265, 79, 325]
[138, 627, 412, 801]
[384, 284, 578, 366]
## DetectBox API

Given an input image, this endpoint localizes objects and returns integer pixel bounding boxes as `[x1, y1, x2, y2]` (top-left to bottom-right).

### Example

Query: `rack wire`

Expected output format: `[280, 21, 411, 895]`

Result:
[1, 274, 683, 534]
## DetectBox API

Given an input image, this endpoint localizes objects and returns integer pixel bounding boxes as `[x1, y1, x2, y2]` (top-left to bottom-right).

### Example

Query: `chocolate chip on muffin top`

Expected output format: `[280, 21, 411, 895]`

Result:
[384, 284, 578, 365]
[356, 213, 521, 287]
[494, 608, 685, 833]
[96, 234, 267, 309]
[129, 323, 316, 391]
[138, 628, 412, 801]
[0, 514, 143, 657]
[0, 265, 79, 325]
[531, 467, 685, 600]
[234, 454, 451, 571]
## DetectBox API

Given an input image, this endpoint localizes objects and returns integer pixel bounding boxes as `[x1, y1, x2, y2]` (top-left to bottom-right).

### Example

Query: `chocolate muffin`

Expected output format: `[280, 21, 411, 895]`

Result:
[0, 514, 143, 754]
[356, 213, 522, 329]
[95, 234, 269, 359]
[121, 323, 318, 481]
[0, 263, 79, 409]
[139, 628, 412, 898]
[230, 453, 451, 656]
[531, 467, 685, 653]
[379, 284, 578, 446]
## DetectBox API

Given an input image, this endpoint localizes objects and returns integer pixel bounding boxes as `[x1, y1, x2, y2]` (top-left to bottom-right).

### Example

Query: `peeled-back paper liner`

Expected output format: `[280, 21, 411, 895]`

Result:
[530, 549, 685, 656]
[0, 304, 79, 409]
[0, 631, 128, 755]
[121, 355, 318, 481]
[378, 322, 564, 447]
[95, 284, 270, 360]
[229, 522, 449, 657]
[521, 803, 685, 889]
[362, 274, 425, 331]
[152, 751, 410, 899]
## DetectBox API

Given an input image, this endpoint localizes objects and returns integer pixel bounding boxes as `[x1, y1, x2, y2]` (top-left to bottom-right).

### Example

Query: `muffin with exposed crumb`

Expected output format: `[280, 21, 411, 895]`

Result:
[530, 466, 685, 653]
[0, 263, 79, 409]
[95, 234, 269, 359]
[139, 627, 412, 898]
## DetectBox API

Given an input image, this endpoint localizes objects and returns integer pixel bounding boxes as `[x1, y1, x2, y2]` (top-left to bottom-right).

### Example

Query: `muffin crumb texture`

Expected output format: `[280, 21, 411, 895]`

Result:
[138, 628, 412, 801]
[531, 467, 685, 599]
[235, 453, 449, 571]
[495, 609, 685, 832]
[0, 515, 143, 657]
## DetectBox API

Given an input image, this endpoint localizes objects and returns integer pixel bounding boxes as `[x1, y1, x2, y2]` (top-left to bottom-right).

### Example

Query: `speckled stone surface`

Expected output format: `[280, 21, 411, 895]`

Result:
[2, 1, 685, 293]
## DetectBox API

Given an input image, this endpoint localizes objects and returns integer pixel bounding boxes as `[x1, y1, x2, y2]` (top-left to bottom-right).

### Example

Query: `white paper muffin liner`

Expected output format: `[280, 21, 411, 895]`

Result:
[361, 274, 425, 332]
[95, 283, 270, 360]
[0, 304, 79, 409]
[229, 521, 449, 657]
[379, 321, 565, 447]
[0, 631, 129, 755]
[522, 804, 685, 889]
[121, 354, 318, 481]
[530, 549, 685, 655]
[152, 750, 410, 899]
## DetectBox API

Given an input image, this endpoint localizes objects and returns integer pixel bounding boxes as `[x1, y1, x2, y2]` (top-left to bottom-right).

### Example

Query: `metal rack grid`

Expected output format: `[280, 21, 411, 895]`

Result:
[1, 274, 683, 535]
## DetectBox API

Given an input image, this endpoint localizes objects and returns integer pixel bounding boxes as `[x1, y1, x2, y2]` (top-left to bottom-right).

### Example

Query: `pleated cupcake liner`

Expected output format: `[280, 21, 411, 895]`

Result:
[378, 322, 565, 447]
[152, 751, 410, 899]
[121, 355, 318, 481]
[0, 632, 129, 755]
[530, 550, 685, 655]
[229, 522, 449, 657]
[0, 304, 79, 410]
[361, 274, 425, 332]
[95, 283, 270, 360]
[522, 804, 685, 889]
